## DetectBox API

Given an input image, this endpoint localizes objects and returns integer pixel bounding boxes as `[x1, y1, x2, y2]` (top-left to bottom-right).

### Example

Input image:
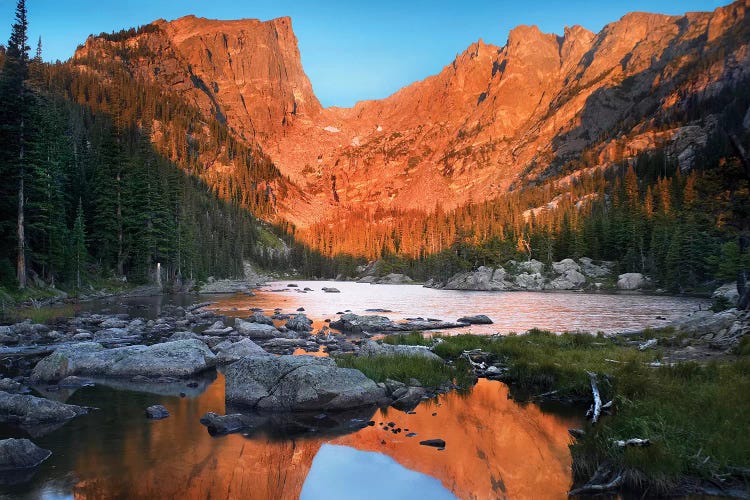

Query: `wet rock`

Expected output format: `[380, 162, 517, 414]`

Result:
[372, 273, 414, 285]
[203, 320, 234, 335]
[30, 340, 216, 382]
[199, 412, 255, 435]
[358, 340, 442, 361]
[246, 312, 274, 325]
[234, 318, 281, 339]
[168, 331, 203, 342]
[285, 313, 313, 332]
[419, 439, 446, 448]
[145, 405, 170, 420]
[216, 338, 268, 364]
[0, 378, 22, 393]
[391, 386, 427, 411]
[0, 438, 51, 470]
[225, 355, 387, 411]
[617, 273, 648, 290]
[0, 391, 89, 427]
[330, 314, 395, 333]
[457, 315, 493, 325]
[58, 376, 94, 388]
[322, 287, 341, 293]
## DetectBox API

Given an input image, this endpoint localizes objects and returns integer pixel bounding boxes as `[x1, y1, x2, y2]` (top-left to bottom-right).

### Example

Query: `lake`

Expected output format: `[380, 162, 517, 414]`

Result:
[0, 282, 710, 499]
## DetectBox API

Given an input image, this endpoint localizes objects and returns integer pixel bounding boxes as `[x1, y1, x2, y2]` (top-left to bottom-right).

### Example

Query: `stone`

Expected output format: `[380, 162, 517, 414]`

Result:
[617, 273, 648, 290]
[199, 412, 254, 435]
[373, 273, 414, 285]
[285, 314, 313, 332]
[225, 355, 387, 411]
[712, 283, 740, 307]
[457, 315, 493, 325]
[357, 341, 442, 361]
[391, 386, 427, 411]
[234, 318, 281, 339]
[419, 439, 446, 448]
[322, 287, 341, 293]
[0, 439, 51, 470]
[552, 258, 580, 274]
[145, 405, 170, 419]
[442, 266, 509, 291]
[514, 272, 545, 290]
[0, 379, 22, 393]
[246, 312, 274, 325]
[578, 257, 613, 278]
[330, 314, 395, 333]
[547, 269, 587, 290]
[30, 340, 216, 382]
[0, 391, 89, 427]
[216, 338, 268, 364]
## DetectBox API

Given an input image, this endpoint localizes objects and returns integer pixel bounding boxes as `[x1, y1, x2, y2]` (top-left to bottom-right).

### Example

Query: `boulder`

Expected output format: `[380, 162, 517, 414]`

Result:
[0, 378, 22, 393]
[515, 259, 545, 275]
[374, 273, 414, 285]
[322, 287, 341, 293]
[457, 315, 493, 325]
[617, 273, 648, 290]
[30, 340, 216, 382]
[0, 391, 89, 427]
[330, 314, 396, 333]
[712, 283, 740, 307]
[286, 314, 313, 332]
[547, 269, 587, 290]
[579, 257, 613, 278]
[246, 312, 274, 325]
[145, 405, 170, 420]
[552, 259, 580, 274]
[391, 386, 427, 411]
[358, 340, 442, 361]
[671, 309, 741, 336]
[234, 318, 281, 338]
[225, 355, 387, 411]
[0, 439, 51, 470]
[442, 266, 509, 291]
[216, 338, 268, 364]
[200, 412, 256, 435]
[514, 272, 545, 290]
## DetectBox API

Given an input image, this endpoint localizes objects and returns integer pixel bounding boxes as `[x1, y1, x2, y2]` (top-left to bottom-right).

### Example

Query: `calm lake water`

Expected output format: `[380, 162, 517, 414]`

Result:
[1, 283, 710, 499]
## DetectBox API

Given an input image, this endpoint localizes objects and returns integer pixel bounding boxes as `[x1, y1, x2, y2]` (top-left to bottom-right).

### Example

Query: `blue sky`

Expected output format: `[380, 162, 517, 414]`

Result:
[0, 0, 729, 107]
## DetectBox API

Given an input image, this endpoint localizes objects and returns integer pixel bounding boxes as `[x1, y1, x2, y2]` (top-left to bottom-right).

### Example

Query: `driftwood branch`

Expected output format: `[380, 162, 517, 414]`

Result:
[569, 464, 624, 496]
[615, 438, 651, 447]
[638, 338, 657, 351]
[461, 351, 486, 370]
[586, 371, 602, 424]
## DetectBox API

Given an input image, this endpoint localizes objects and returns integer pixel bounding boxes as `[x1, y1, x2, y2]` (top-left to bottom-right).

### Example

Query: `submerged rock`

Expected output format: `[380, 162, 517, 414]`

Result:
[0, 438, 51, 470]
[30, 340, 216, 382]
[225, 355, 386, 411]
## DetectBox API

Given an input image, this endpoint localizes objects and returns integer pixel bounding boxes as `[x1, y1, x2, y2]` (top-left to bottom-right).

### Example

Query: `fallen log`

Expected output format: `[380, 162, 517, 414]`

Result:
[586, 371, 602, 424]
[568, 474, 623, 496]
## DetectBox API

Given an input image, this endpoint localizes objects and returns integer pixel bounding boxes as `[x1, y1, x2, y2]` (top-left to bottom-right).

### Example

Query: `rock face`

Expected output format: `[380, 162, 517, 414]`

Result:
[0, 391, 89, 427]
[70, 2, 750, 240]
[30, 340, 216, 382]
[224, 355, 386, 411]
[0, 439, 51, 470]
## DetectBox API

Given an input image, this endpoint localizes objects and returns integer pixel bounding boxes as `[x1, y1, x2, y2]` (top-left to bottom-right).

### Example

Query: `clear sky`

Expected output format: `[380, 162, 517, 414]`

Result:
[0, 0, 729, 107]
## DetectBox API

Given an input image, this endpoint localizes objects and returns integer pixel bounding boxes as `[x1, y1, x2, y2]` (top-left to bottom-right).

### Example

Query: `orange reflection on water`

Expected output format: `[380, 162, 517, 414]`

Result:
[70, 376, 577, 499]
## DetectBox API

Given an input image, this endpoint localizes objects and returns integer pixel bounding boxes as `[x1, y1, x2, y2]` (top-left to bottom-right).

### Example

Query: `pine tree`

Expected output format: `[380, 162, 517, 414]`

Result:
[72, 198, 86, 289]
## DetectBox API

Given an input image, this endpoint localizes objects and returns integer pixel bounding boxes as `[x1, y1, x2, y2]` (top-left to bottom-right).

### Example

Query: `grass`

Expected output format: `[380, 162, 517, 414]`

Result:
[1, 303, 78, 324]
[334, 353, 473, 389]
[383, 328, 750, 494]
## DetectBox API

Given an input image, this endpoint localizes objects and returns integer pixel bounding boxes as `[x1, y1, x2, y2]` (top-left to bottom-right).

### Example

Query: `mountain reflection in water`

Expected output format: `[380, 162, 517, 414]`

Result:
[5, 373, 579, 499]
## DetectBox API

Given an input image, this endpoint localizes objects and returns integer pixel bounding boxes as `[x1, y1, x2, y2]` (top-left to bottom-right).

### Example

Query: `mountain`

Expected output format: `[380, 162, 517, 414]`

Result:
[73, 1, 750, 222]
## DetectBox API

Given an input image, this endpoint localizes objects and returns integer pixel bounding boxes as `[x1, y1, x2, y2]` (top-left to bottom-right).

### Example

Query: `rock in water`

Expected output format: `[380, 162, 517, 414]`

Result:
[285, 313, 313, 332]
[457, 315, 493, 325]
[215, 338, 268, 364]
[225, 355, 386, 411]
[0, 391, 89, 427]
[30, 340, 216, 382]
[234, 318, 281, 338]
[0, 439, 51, 470]
[145, 405, 170, 420]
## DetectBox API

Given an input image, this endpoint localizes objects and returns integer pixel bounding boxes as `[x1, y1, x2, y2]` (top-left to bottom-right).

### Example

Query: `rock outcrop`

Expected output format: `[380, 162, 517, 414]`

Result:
[30, 340, 216, 382]
[357, 340, 442, 361]
[224, 355, 387, 411]
[0, 439, 51, 470]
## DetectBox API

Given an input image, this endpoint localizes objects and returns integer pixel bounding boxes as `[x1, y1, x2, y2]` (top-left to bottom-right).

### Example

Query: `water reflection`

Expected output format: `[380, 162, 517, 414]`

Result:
[3, 375, 579, 499]
[213, 280, 710, 335]
[301, 444, 457, 500]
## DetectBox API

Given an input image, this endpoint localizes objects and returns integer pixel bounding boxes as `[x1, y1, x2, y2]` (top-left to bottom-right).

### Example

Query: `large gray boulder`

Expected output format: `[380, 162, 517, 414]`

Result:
[358, 340, 442, 361]
[330, 314, 396, 333]
[225, 355, 387, 411]
[515, 259, 545, 275]
[374, 273, 414, 285]
[552, 259, 580, 274]
[234, 318, 280, 338]
[0, 391, 89, 427]
[514, 272, 545, 290]
[30, 340, 216, 382]
[712, 283, 740, 307]
[442, 266, 509, 291]
[579, 257, 613, 278]
[0, 439, 51, 470]
[547, 269, 587, 290]
[617, 273, 648, 290]
[215, 339, 268, 364]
